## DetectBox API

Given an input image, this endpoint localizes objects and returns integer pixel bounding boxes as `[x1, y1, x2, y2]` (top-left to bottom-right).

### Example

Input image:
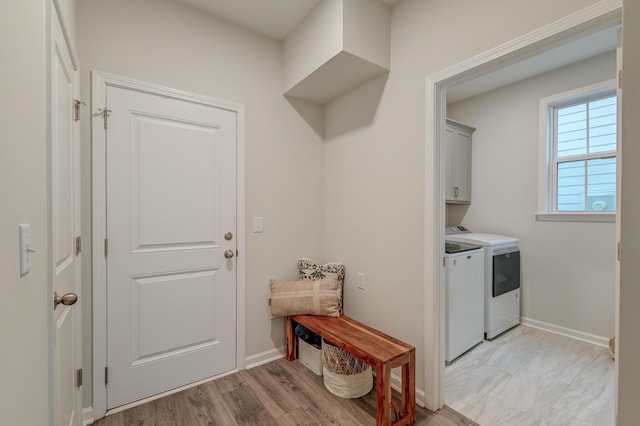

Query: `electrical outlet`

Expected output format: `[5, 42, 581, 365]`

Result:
[356, 272, 365, 290]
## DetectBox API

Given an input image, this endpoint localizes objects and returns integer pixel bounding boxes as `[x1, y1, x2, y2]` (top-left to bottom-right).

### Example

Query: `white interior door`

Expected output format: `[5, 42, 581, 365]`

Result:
[51, 6, 82, 426]
[105, 84, 237, 409]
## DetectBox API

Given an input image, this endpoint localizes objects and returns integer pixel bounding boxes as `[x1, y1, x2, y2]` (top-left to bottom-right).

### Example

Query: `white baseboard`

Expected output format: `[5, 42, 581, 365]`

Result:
[245, 346, 286, 369]
[82, 407, 94, 426]
[520, 317, 609, 347]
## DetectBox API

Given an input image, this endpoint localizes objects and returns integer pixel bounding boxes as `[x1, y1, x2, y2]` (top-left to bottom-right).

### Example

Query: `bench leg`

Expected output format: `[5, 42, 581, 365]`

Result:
[285, 316, 297, 361]
[402, 350, 416, 424]
[377, 353, 416, 426]
[375, 364, 392, 426]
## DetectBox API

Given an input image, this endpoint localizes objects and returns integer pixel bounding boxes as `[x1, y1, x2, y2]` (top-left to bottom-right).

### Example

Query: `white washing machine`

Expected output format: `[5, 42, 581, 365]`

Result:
[445, 226, 521, 340]
[444, 241, 484, 362]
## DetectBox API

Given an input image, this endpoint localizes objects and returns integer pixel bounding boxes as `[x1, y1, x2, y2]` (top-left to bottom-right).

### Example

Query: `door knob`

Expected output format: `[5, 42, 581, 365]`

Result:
[54, 292, 78, 309]
[224, 249, 235, 259]
[224, 232, 233, 241]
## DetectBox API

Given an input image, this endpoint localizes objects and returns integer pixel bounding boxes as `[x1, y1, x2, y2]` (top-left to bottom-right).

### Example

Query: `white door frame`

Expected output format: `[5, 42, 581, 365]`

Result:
[423, 0, 622, 411]
[91, 71, 246, 419]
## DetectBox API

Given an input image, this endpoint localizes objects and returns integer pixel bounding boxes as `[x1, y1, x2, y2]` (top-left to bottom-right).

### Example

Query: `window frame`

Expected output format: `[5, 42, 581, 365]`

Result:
[537, 79, 617, 223]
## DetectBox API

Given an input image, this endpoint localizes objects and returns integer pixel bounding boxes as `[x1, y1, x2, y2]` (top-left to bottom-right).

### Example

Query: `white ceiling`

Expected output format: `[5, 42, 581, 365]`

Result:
[176, 0, 615, 102]
[447, 26, 619, 103]
[178, 0, 402, 40]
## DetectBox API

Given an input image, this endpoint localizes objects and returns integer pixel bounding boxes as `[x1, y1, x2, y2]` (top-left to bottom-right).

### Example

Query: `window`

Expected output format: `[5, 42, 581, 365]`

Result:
[538, 81, 617, 222]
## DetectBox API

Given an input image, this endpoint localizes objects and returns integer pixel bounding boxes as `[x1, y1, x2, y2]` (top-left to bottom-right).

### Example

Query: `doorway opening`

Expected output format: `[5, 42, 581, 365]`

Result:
[423, 1, 622, 415]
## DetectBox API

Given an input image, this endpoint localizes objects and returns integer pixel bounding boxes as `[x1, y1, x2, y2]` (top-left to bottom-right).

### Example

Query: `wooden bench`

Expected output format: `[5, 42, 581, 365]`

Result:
[286, 314, 416, 426]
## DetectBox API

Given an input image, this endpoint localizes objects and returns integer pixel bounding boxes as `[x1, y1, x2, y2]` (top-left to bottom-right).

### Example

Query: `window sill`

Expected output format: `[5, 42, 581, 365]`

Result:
[535, 212, 616, 223]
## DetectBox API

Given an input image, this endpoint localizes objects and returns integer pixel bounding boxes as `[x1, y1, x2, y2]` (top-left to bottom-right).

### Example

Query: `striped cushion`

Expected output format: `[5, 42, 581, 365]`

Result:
[270, 277, 340, 318]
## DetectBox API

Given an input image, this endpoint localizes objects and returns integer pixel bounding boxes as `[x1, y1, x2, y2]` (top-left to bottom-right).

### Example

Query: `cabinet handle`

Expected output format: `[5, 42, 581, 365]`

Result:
[454, 186, 459, 198]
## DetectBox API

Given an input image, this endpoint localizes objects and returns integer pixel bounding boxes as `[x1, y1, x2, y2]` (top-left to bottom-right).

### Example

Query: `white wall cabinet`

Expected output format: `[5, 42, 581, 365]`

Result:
[445, 119, 475, 204]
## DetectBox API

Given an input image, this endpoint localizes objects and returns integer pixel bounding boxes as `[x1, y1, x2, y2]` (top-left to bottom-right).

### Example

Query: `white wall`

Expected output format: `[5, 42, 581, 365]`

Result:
[0, 1, 51, 424]
[342, 0, 390, 68]
[447, 51, 617, 339]
[76, 0, 325, 409]
[617, 0, 640, 422]
[323, 0, 602, 393]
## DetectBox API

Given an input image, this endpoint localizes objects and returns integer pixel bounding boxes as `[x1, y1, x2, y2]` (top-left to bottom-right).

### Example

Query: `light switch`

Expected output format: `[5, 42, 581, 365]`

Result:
[253, 217, 263, 233]
[19, 224, 34, 276]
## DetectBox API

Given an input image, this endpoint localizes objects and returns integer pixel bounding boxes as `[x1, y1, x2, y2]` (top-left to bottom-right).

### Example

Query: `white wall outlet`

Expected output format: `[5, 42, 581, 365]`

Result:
[19, 224, 33, 276]
[356, 272, 365, 290]
[252, 216, 263, 233]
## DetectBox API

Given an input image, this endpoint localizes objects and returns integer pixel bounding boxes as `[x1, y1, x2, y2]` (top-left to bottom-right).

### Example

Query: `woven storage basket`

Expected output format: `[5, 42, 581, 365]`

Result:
[322, 339, 372, 398]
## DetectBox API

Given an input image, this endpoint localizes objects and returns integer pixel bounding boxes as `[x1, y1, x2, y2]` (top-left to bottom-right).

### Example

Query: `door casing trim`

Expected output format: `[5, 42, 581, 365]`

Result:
[91, 71, 246, 418]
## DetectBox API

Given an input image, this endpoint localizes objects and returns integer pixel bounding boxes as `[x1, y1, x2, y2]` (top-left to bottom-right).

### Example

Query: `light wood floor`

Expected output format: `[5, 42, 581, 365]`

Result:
[93, 358, 477, 426]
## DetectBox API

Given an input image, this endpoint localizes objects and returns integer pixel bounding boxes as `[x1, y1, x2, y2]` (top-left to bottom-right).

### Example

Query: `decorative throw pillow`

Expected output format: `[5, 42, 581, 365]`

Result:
[298, 258, 345, 312]
[270, 277, 341, 318]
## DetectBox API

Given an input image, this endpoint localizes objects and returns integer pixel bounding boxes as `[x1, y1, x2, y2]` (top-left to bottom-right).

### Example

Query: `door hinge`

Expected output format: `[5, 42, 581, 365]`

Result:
[618, 241, 621, 261]
[618, 69, 623, 90]
[99, 107, 112, 129]
[105, 366, 108, 386]
[73, 99, 86, 122]
[104, 238, 109, 257]
[76, 368, 83, 387]
[75, 236, 81, 256]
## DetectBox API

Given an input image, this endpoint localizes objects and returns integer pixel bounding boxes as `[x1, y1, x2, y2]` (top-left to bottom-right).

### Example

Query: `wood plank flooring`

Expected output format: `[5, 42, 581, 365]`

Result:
[93, 358, 477, 426]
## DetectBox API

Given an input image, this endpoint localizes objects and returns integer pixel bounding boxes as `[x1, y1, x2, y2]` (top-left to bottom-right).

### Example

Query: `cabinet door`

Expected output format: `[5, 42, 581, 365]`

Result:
[445, 123, 473, 203]
[453, 129, 471, 202]
[445, 126, 456, 201]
